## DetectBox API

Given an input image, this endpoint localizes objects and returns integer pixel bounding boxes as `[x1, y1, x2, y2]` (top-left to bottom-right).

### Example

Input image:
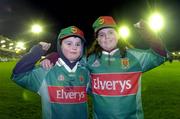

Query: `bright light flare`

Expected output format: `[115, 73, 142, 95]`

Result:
[9, 47, 13, 50]
[172, 52, 176, 55]
[1, 44, 6, 48]
[31, 24, 42, 34]
[118, 26, 130, 39]
[0, 40, 6, 43]
[16, 42, 26, 50]
[149, 13, 164, 31]
[9, 43, 14, 46]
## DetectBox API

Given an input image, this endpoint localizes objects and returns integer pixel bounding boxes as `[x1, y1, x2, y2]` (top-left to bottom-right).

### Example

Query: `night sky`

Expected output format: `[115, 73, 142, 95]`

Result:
[0, 0, 179, 52]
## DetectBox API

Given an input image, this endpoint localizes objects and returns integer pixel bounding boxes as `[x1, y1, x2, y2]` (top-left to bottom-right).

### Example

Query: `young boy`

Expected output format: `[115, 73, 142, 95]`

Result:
[12, 26, 89, 119]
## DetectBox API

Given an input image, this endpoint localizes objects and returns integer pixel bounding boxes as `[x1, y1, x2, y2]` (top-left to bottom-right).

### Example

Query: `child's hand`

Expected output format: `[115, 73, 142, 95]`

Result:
[39, 42, 51, 51]
[134, 19, 157, 41]
[134, 19, 147, 29]
[40, 59, 53, 69]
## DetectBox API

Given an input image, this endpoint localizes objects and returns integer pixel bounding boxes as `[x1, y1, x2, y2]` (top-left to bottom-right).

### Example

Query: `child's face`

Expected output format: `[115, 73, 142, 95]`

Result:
[61, 37, 82, 62]
[97, 28, 118, 52]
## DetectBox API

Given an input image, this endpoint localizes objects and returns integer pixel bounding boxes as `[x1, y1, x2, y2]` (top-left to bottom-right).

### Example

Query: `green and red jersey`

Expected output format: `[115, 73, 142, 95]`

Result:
[12, 45, 89, 119]
[87, 48, 166, 119]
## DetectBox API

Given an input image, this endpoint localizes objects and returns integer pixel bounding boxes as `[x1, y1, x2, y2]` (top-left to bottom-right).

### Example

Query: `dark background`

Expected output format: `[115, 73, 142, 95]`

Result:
[0, 0, 179, 52]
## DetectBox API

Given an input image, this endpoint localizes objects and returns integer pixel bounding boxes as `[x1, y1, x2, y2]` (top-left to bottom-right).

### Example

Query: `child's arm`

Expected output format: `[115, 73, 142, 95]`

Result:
[40, 52, 59, 69]
[13, 44, 46, 74]
[12, 42, 51, 92]
[134, 20, 170, 58]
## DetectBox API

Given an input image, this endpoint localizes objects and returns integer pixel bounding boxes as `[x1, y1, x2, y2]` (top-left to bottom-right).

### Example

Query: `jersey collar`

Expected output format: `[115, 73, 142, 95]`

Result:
[102, 48, 119, 55]
[56, 58, 79, 72]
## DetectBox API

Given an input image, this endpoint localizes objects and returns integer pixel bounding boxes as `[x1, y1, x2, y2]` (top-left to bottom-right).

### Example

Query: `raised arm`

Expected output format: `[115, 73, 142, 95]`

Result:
[134, 20, 168, 57]
[13, 42, 51, 74]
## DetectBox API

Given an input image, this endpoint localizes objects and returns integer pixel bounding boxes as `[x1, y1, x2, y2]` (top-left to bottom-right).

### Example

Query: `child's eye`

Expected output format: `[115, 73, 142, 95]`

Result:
[76, 43, 81, 46]
[109, 31, 113, 34]
[108, 31, 114, 35]
[66, 42, 72, 45]
[98, 33, 105, 38]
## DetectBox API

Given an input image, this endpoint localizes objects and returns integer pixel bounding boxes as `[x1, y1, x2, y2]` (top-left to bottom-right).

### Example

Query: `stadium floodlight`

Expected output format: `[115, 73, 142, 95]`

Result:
[9, 47, 13, 50]
[172, 52, 176, 55]
[9, 43, 14, 46]
[148, 12, 164, 32]
[15, 49, 21, 53]
[1, 44, 6, 48]
[118, 26, 130, 39]
[31, 24, 43, 34]
[0, 40, 6, 44]
[22, 47, 26, 50]
[16, 42, 25, 49]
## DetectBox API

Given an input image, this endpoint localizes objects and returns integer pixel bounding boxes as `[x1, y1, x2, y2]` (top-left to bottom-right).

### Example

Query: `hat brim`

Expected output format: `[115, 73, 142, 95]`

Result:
[59, 35, 86, 42]
[95, 25, 116, 36]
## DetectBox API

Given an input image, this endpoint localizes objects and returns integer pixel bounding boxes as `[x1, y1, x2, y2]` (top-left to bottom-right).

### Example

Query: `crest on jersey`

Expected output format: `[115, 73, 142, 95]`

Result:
[58, 74, 64, 81]
[121, 58, 129, 69]
[79, 75, 84, 83]
[92, 59, 100, 67]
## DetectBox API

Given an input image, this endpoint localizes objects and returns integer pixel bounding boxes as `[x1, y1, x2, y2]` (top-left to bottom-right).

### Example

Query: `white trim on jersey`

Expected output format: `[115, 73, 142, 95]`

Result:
[102, 48, 119, 55]
[56, 58, 79, 72]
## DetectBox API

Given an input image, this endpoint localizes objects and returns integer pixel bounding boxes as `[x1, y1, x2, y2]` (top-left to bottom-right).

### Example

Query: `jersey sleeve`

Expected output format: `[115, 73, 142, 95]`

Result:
[128, 48, 166, 72]
[11, 44, 47, 92]
[12, 67, 47, 92]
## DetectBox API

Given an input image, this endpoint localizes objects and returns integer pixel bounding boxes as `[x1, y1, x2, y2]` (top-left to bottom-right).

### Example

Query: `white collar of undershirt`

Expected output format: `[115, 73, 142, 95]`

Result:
[56, 58, 79, 72]
[102, 48, 119, 55]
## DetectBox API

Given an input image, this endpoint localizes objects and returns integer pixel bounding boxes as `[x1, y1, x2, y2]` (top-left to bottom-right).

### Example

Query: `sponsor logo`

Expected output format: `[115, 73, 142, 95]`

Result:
[91, 72, 141, 96]
[48, 86, 87, 104]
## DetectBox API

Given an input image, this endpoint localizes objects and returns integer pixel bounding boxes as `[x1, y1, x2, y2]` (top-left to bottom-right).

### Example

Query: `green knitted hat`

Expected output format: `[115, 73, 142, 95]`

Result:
[92, 16, 117, 33]
[58, 26, 85, 41]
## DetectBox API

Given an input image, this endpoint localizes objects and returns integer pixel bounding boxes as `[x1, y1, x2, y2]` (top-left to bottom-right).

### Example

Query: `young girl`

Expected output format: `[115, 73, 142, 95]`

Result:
[40, 16, 170, 119]
[12, 26, 89, 119]
[87, 16, 169, 119]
